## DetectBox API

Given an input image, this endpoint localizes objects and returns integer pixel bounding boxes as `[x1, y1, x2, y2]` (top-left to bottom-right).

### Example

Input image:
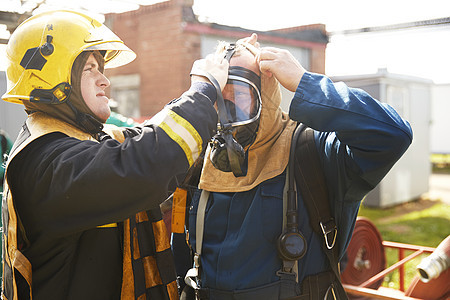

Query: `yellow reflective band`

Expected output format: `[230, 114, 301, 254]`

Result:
[97, 223, 118, 228]
[159, 123, 195, 166]
[151, 109, 202, 167]
[167, 110, 202, 150]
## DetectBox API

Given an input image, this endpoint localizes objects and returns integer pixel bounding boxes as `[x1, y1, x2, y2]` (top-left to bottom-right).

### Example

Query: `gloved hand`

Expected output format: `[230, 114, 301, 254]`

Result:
[241, 33, 306, 92]
[257, 46, 306, 92]
[237, 33, 261, 53]
[191, 53, 229, 91]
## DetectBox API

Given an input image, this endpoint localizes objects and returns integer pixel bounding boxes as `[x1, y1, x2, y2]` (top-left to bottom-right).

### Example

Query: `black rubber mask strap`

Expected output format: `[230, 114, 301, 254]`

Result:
[224, 44, 236, 62]
[223, 130, 244, 177]
[216, 44, 236, 128]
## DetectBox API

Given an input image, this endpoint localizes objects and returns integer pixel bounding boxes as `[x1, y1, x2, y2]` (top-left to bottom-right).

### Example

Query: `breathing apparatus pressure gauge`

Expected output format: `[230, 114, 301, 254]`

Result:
[277, 125, 308, 261]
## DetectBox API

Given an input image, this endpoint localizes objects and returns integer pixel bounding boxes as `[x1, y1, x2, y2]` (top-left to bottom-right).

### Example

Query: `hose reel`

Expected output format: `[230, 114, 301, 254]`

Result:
[341, 217, 386, 297]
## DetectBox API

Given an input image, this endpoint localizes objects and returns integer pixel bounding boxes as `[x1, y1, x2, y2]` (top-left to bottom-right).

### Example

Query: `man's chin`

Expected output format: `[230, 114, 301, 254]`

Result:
[99, 109, 111, 124]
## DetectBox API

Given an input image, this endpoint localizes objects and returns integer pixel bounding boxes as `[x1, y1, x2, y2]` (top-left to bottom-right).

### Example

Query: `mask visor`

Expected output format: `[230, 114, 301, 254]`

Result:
[222, 75, 261, 127]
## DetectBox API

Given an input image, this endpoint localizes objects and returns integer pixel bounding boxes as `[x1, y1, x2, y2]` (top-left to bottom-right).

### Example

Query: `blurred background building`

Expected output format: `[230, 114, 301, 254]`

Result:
[332, 70, 433, 207]
[103, 0, 328, 119]
[1, 0, 449, 207]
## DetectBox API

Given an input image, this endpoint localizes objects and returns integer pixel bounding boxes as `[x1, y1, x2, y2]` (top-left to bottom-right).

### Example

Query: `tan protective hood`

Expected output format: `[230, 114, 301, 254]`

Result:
[199, 51, 297, 192]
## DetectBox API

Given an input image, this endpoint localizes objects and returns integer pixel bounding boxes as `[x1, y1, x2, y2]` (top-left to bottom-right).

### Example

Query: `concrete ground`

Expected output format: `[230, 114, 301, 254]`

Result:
[428, 173, 450, 205]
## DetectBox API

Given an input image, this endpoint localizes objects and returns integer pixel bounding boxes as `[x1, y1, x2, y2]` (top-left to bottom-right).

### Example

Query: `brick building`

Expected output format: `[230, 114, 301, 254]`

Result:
[105, 0, 328, 120]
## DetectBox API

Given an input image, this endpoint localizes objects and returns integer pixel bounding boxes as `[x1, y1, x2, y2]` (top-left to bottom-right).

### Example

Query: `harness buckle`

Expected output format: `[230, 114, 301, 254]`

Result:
[320, 220, 337, 250]
[185, 253, 202, 290]
[193, 253, 201, 268]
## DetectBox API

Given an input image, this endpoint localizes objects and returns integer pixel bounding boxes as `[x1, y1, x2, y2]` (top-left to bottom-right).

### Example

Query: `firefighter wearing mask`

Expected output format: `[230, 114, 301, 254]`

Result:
[1, 10, 228, 300]
[182, 35, 412, 299]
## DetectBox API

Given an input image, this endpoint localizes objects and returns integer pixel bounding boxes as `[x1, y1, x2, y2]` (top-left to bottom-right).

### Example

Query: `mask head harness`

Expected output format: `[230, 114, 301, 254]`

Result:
[209, 44, 262, 177]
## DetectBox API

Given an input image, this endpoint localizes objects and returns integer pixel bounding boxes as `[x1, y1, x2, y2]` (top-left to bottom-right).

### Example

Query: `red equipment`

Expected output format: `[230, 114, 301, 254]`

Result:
[341, 217, 450, 300]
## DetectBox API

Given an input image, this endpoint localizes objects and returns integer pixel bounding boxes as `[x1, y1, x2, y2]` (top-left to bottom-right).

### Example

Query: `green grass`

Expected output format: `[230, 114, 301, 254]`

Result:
[431, 153, 450, 173]
[431, 153, 450, 165]
[357, 200, 450, 290]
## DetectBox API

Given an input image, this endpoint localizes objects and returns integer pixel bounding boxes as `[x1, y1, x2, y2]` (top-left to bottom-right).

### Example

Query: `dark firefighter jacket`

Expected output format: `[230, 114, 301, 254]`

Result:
[2, 83, 218, 300]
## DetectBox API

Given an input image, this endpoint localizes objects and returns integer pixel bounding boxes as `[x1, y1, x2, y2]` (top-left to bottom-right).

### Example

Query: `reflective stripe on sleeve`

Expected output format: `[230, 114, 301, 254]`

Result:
[151, 109, 202, 166]
[97, 223, 118, 228]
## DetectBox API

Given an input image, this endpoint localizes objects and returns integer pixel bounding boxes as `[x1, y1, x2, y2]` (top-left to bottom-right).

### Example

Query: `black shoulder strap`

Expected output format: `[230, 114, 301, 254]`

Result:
[293, 124, 348, 299]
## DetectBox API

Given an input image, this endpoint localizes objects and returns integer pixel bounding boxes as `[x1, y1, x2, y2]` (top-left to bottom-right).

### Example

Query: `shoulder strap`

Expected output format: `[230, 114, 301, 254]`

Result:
[295, 127, 337, 250]
[184, 190, 210, 292]
[293, 124, 348, 300]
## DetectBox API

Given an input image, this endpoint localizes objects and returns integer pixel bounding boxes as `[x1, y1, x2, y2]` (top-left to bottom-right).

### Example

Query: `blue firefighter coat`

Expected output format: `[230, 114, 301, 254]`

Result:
[188, 72, 412, 292]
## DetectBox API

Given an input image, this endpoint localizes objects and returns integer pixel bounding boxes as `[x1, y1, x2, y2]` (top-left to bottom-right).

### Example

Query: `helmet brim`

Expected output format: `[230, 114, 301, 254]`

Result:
[85, 42, 136, 68]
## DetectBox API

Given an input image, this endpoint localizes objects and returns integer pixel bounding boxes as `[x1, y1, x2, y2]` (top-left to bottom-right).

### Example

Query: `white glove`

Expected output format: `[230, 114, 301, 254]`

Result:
[191, 53, 229, 91]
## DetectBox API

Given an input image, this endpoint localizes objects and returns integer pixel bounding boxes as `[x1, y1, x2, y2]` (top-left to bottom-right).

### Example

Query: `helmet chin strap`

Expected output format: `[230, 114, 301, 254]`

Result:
[65, 100, 104, 136]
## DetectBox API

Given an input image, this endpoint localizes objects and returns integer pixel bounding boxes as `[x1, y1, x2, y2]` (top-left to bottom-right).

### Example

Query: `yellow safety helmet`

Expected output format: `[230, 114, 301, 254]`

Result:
[2, 10, 136, 105]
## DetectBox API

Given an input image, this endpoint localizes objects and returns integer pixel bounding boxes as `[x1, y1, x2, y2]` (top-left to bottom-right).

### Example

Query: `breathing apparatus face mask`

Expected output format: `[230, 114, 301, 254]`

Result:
[209, 44, 262, 177]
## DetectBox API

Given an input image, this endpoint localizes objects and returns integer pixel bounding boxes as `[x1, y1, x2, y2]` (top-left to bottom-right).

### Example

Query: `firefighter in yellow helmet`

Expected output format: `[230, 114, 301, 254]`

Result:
[1, 10, 228, 300]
